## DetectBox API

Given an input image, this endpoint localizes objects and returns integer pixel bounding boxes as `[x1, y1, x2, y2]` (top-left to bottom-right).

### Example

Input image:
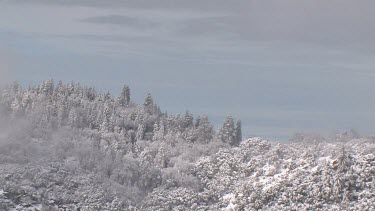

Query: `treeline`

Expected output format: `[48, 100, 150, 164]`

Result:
[0, 80, 241, 210]
[0, 80, 242, 146]
[0, 80, 374, 210]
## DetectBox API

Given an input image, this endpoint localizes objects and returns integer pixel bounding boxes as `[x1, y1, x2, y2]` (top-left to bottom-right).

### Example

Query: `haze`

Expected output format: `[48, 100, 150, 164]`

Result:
[0, 0, 374, 140]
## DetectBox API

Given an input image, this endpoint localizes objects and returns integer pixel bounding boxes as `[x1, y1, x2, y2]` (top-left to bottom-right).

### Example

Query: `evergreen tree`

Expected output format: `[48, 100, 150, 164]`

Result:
[104, 91, 111, 102]
[12, 81, 20, 94]
[68, 108, 78, 127]
[196, 115, 214, 144]
[136, 123, 146, 141]
[155, 145, 168, 168]
[153, 120, 165, 142]
[235, 120, 242, 145]
[100, 117, 110, 133]
[57, 102, 66, 127]
[2, 80, 375, 210]
[218, 115, 236, 145]
[183, 111, 194, 129]
[86, 87, 97, 101]
[195, 116, 201, 128]
[42, 79, 54, 96]
[119, 85, 130, 106]
[144, 93, 154, 107]
[144, 93, 154, 114]
[55, 80, 65, 97]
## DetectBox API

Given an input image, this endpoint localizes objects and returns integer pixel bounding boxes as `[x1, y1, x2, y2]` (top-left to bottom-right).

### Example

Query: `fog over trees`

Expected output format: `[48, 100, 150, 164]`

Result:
[0, 80, 374, 210]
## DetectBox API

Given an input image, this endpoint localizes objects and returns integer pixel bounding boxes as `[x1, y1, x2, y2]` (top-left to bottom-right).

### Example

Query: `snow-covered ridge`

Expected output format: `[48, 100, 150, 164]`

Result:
[0, 81, 374, 210]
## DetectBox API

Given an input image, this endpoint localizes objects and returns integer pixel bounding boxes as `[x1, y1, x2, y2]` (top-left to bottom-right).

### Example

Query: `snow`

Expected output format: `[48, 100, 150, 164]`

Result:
[0, 80, 374, 210]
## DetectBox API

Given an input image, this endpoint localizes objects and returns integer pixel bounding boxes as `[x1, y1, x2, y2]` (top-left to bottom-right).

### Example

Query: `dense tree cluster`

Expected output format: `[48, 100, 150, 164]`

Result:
[0, 80, 237, 210]
[0, 80, 374, 210]
[0, 80, 239, 145]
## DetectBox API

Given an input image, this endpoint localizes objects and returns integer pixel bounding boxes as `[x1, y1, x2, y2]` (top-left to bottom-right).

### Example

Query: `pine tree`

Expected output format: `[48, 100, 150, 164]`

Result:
[119, 85, 130, 106]
[235, 120, 242, 145]
[218, 115, 236, 145]
[153, 120, 165, 141]
[100, 117, 110, 133]
[195, 116, 201, 128]
[144, 93, 154, 114]
[144, 93, 154, 107]
[68, 108, 78, 127]
[10, 97, 22, 117]
[42, 79, 54, 96]
[11, 81, 20, 94]
[57, 103, 66, 127]
[21, 94, 32, 113]
[104, 91, 111, 102]
[55, 80, 64, 96]
[196, 115, 214, 144]
[155, 145, 168, 168]
[86, 87, 97, 101]
[183, 111, 194, 129]
[136, 123, 146, 141]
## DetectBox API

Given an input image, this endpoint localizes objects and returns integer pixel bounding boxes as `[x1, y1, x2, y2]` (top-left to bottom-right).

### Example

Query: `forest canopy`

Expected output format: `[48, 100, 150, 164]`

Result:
[0, 80, 374, 210]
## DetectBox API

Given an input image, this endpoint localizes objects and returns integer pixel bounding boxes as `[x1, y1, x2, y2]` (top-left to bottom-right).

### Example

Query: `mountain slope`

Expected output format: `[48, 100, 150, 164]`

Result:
[0, 80, 374, 210]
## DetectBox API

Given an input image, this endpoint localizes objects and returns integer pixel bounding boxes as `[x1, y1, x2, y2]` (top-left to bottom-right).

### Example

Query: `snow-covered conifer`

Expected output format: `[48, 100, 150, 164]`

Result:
[218, 115, 236, 145]
[119, 85, 131, 106]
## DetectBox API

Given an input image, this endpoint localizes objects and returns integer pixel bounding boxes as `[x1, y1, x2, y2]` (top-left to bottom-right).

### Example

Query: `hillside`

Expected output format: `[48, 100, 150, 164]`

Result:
[0, 80, 374, 210]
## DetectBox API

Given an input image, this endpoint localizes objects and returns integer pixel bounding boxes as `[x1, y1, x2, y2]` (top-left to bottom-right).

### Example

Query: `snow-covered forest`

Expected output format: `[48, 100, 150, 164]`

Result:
[0, 80, 374, 210]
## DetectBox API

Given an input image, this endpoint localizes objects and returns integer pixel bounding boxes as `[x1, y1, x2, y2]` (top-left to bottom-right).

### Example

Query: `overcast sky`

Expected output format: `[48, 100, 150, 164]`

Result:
[1, 0, 375, 140]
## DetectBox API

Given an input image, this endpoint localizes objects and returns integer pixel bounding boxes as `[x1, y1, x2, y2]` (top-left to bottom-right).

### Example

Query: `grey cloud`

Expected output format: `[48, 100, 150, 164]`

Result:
[81, 15, 158, 29]
[176, 16, 239, 38]
[174, 1, 375, 51]
[11, 0, 248, 12]
[57, 34, 153, 43]
[10, 0, 375, 52]
[3, 0, 375, 140]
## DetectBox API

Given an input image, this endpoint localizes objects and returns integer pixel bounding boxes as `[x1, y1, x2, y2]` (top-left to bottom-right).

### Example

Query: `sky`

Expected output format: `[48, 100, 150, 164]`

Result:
[0, 0, 375, 141]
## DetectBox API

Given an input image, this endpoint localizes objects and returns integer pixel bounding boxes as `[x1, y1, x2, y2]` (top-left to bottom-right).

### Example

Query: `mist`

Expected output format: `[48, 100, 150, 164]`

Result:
[1, 0, 375, 209]
[1, 0, 375, 140]
[0, 51, 11, 87]
[0, 80, 374, 209]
